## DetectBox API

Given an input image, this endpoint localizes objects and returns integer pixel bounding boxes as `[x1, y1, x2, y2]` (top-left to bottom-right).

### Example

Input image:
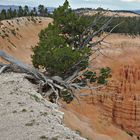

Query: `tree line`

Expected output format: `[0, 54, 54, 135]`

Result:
[0, 5, 49, 20]
[82, 15, 140, 35]
[108, 16, 140, 35]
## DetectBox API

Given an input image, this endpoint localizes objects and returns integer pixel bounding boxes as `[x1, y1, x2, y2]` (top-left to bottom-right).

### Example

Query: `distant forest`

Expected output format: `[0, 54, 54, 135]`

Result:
[108, 16, 140, 35]
[84, 15, 140, 35]
[0, 5, 140, 35]
[0, 5, 49, 20]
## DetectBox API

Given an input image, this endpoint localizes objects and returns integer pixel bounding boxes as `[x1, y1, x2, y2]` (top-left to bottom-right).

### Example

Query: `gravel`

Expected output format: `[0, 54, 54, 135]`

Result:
[0, 73, 85, 140]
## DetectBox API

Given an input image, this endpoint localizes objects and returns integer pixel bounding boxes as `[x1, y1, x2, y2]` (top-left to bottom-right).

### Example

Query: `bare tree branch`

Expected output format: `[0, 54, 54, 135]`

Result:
[0, 12, 117, 103]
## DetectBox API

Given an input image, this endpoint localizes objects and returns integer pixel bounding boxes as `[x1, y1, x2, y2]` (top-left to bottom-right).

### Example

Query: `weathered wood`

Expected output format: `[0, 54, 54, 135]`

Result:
[0, 65, 9, 74]
[0, 51, 44, 80]
[0, 13, 116, 103]
[0, 51, 77, 103]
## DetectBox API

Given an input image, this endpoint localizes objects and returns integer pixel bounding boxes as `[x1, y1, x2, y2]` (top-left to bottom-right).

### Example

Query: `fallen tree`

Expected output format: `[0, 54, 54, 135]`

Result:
[0, 1, 119, 104]
[0, 50, 111, 104]
[0, 16, 115, 104]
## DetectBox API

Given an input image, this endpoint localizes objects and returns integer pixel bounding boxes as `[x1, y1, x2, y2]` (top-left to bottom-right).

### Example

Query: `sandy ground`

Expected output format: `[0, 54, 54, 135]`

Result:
[0, 17, 53, 64]
[83, 11, 140, 17]
[90, 34, 140, 72]
[0, 72, 85, 140]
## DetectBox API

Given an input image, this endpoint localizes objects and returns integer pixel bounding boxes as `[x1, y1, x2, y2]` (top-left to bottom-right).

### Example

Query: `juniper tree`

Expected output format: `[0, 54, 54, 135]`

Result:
[32, 0, 91, 77]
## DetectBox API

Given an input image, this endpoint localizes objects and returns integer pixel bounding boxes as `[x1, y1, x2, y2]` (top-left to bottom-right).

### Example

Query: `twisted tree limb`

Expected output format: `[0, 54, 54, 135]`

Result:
[0, 51, 83, 103]
[0, 12, 118, 103]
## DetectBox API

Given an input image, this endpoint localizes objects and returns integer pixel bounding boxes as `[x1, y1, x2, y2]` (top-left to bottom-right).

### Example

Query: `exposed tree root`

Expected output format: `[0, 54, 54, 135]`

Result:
[0, 51, 81, 103]
[0, 13, 118, 103]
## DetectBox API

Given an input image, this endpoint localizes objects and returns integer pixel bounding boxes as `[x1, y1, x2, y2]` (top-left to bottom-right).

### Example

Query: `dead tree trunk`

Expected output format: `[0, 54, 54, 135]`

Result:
[0, 13, 119, 103]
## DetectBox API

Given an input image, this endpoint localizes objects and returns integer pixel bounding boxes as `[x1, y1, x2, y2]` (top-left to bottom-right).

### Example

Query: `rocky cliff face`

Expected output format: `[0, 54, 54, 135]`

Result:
[62, 35, 140, 140]
[95, 64, 140, 136]
[118, 65, 140, 97]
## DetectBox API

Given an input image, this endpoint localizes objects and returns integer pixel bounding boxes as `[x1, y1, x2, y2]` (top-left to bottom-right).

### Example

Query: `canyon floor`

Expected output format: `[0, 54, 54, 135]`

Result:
[0, 17, 140, 140]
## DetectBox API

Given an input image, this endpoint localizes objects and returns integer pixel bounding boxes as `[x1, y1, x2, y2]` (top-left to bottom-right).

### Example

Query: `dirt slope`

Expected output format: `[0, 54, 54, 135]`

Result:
[62, 34, 140, 140]
[0, 17, 53, 64]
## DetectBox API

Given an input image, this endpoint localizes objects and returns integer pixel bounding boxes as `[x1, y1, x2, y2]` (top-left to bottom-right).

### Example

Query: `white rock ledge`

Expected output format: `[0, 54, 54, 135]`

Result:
[0, 73, 85, 140]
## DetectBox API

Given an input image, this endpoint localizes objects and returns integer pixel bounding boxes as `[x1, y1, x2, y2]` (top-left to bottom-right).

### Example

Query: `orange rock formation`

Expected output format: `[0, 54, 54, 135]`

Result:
[63, 34, 140, 140]
[99, 64, 140, 136]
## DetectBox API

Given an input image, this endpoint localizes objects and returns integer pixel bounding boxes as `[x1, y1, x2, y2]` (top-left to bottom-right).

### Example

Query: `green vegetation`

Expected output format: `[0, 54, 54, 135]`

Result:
[109, 16, 140, 35]
[32, 0, 111, 80]
[83, 67, 111, 84]
[11, 29, 16, 36]
[32, 0, 91, 77]
[38, 5, 48, 17]
[32, 0, 113, 103]
[40, 135, 48, 140]
[1, 4, 139, 35]
[0, 5, 48, 20]
[21, 109, 27, 112]
[83, 15, 140, 35]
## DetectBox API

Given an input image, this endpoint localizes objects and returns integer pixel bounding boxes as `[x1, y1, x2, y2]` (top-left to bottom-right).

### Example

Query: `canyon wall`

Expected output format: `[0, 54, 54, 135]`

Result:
[64, 35, 140, 140]
[94, 65, 140, 136]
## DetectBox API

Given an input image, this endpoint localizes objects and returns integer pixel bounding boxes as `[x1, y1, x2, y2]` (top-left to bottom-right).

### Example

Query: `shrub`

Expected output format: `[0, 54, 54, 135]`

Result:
[32, 0, 90, 78]
[1, 35, 5, 39]
[31, 17, 36, 23]
[80, 67, 111, 85]
[5, 33, 9, 38]
[11, 29, 16, 36]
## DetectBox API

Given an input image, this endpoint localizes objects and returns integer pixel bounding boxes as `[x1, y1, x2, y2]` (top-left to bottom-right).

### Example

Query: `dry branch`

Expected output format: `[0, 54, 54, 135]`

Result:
[0, 51, 82, 103]
[0, 12, 117, 103]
